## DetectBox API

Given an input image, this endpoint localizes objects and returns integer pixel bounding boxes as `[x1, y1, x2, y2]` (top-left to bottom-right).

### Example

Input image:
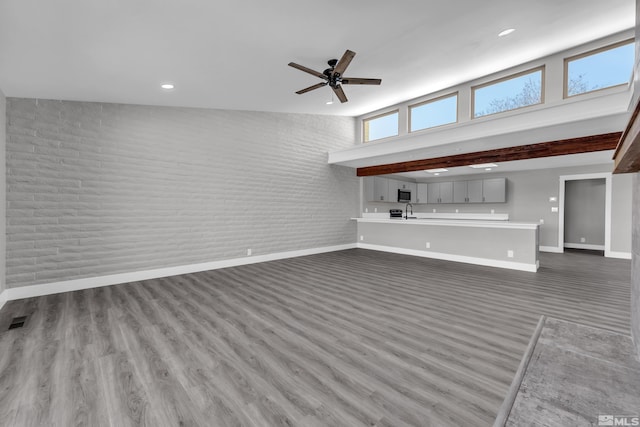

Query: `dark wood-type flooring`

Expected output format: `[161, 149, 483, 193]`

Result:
[0, 249, 632, 426]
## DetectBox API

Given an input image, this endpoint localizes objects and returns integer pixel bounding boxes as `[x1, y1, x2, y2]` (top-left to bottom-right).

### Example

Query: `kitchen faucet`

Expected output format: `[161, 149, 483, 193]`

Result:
[405, 203, 413, 219]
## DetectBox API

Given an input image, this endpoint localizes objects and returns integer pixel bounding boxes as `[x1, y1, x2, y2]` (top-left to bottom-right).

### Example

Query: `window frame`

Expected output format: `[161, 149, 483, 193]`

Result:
[362, 109, 400, 143]
[471, 65, 546, 119]
[563, 38, 635, 99]
[408, 92, 459, 133]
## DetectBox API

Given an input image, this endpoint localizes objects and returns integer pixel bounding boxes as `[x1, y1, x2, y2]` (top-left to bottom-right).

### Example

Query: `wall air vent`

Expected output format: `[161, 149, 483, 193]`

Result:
[8, 316, 27, 330]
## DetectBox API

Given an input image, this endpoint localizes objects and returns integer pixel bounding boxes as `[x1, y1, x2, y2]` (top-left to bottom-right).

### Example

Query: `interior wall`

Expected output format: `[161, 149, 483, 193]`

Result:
[363, 163, 632, 252]
[564, 179, 606, 247]
[633, 173, 640, 360]
[5, 98, 359, 289]
[630, 0, 640, 362]
[0, 89, 5, 295]
[611, 172, 633, 253]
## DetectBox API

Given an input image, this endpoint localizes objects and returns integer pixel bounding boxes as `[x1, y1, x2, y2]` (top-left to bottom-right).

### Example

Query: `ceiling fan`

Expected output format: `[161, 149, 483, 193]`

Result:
[288, 50, 382, 103]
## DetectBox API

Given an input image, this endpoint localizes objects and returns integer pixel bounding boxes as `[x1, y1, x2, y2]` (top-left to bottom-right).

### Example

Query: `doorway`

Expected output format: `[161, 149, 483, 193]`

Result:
[558, 172, 611, 255]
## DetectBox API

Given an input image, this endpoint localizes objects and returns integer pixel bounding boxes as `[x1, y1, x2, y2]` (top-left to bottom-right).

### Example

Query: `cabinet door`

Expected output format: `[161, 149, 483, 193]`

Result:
[427, 183, 440, 203]
[467, 180, 484, 203]
[439, 182, 453, 203]
[387, 179, 399, 203]
[453, 181, 468, 203]
[483, 178, 506, 203]
[416, 183, 428, 204]
[364, 177, 375, 202]
[373, 177, 389, 202]
[408, 182, 417, 203]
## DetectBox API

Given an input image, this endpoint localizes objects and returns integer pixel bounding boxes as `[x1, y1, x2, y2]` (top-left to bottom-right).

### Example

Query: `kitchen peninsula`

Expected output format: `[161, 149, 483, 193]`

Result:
[354, 213, 540, 272]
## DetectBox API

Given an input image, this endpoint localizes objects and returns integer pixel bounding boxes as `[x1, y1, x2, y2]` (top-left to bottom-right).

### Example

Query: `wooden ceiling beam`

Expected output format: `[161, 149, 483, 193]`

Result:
[356, 132, 622, 177]
[613, 99, 640, 173]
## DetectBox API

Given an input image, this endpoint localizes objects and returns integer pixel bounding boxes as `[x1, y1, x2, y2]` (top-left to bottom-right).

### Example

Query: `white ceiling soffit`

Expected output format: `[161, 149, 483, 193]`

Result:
[328, 89, 631, 169]
[0, 0, 634, 116]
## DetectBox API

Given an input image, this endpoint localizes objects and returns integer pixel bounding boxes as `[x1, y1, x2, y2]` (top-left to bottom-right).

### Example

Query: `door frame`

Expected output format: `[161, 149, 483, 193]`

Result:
[558, 172, 611, 255]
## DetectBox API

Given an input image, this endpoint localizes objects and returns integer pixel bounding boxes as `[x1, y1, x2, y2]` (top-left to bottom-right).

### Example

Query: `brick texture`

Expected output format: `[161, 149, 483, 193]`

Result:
[5, 98, 358, 288]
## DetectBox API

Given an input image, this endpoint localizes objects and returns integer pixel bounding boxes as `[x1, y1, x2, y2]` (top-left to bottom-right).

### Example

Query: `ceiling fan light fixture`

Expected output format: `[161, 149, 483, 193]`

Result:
[326, 93, 334, 105]
[288, 50, 381, 103]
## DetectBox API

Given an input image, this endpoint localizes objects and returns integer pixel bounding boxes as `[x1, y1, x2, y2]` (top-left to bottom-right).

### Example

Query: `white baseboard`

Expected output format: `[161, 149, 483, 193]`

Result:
[564, 243, 605, 251]
[357, 243, 538, 272]
[539, 245, 631, 259]
[539, 246, 563, 253]
[605, 250, 632, 260]
[0, 243, 357, 303]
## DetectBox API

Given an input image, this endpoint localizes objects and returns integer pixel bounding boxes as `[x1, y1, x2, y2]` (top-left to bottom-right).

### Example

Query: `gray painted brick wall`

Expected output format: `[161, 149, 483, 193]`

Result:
[6, 98, 359, 288]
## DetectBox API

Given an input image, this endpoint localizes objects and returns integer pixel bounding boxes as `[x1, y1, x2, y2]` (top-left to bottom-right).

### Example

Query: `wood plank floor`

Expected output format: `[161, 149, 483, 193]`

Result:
[0, 248, 632, 427]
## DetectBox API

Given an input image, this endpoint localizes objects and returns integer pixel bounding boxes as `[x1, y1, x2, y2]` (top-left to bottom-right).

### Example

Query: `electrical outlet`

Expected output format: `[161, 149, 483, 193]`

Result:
[365, 208, 368, 213]
[360, 235, 364, 241]
[491, 209, 495, 214]
[432, 209, 436, 213]
[455, 209, 459, 213]
[580, 237, 586, 243]
[426, 242, 430, 249]
[507, 250, 514, 258]
[540, 219, 544, 224]
[247, 248, 252, 256]
[551, 207, 558, 213]
[374, 208, 377, 213]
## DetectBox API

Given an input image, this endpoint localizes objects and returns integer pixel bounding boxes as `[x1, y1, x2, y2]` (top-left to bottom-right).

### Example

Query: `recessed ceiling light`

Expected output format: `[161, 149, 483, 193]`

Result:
[161, 83, 175, 90]
[425, 168, 448, 173]
[469, 163, 498, 169]
[485, 168, 492, 171]
[325, 100, 334, 105]
[434, 173, 440, 176]
[498, 28, 516, 37]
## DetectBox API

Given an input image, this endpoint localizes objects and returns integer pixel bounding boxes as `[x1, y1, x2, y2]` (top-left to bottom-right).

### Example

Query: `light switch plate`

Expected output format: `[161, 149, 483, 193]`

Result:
[549, 196, 557, 202]
[551, 207, 558, 212]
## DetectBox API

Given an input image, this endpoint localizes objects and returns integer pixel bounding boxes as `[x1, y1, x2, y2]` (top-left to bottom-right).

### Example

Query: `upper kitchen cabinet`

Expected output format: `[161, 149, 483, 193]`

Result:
[453, 180, 484, 203]
[427, 182, 453, 204]
[416, 183, 428, 204]
[365, 176, 505, 204]
[482, 178, 506, 203]
[387, 179, 399, 202]
[365, 176, 390, 202]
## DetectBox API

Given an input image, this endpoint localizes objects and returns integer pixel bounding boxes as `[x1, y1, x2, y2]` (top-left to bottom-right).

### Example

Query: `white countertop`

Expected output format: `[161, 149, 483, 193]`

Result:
[361, 212, 510, 221]
[352, 217, 540, 230]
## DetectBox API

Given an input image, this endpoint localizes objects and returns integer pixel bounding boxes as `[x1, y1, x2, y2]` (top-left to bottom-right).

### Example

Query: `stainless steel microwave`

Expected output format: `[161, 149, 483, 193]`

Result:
[398, 189, 411, 203]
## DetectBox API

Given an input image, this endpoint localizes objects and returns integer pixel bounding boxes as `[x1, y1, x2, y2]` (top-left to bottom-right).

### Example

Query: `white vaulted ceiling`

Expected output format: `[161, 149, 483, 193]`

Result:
[0, 0, 634, 116]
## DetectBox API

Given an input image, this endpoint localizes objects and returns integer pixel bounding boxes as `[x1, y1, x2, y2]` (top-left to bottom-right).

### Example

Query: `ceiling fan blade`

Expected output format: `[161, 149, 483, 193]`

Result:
[288, 62, 327, 80]
[295, 82, 328, 94]
[332, 85, 348, 103]
[333, 50, 356, 76]
[341, 77, 382, 85]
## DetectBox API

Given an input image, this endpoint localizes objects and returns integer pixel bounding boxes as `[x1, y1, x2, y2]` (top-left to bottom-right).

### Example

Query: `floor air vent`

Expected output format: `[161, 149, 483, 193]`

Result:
[8, 316, 27, 330]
